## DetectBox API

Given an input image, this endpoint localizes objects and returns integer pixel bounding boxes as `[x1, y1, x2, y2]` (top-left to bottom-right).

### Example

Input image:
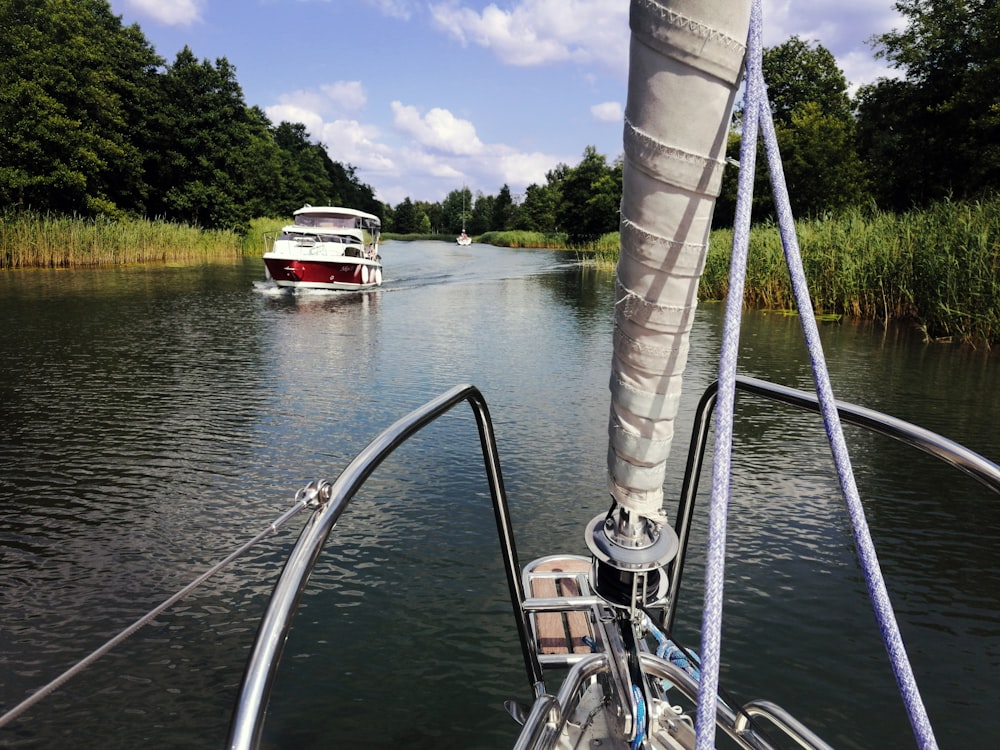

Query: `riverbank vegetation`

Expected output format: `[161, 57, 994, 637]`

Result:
[0, 212, 248, 268]
[0, 1, 379, 233]
[2, 0, 998, 345]
[700, 200, 1000, 346]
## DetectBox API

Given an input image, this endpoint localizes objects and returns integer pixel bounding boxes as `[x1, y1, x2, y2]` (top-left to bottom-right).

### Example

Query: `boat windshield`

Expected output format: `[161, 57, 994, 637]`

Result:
[294, 215, 356, 229]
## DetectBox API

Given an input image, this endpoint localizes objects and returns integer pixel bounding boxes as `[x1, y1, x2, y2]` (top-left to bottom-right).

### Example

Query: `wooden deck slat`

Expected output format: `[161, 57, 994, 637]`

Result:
[530, 558, 594, 655]
[532, 576, 569, 654]
[559, 575, 593, 654]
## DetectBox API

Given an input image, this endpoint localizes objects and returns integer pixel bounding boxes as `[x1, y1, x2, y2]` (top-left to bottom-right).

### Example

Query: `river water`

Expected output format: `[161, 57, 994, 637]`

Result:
[1, 241, 997, 749]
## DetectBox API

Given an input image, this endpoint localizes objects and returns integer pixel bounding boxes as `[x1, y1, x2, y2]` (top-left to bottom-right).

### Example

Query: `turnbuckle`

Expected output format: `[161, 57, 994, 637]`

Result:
[294, 479, 334, 508]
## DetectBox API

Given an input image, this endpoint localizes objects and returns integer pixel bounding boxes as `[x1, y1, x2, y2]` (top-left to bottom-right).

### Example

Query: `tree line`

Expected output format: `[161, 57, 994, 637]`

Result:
[0, 0, 379, 231]
[387, 146, 622, 244]
[3, 0, 998, 241]
[396, 0, 1000, 240]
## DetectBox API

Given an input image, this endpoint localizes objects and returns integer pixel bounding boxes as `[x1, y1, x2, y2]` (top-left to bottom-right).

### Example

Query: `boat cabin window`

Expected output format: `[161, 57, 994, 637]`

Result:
[294, 215, 357, 229]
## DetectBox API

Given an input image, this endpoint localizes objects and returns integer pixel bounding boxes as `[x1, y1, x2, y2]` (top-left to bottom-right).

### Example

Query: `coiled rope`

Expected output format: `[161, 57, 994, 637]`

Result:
[694, 1, 939, 748]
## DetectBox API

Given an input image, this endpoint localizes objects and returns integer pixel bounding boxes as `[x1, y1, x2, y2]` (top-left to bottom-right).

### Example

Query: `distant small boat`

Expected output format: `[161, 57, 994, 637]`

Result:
[263, 205, 382, 290]
[457, 187, 472, 245]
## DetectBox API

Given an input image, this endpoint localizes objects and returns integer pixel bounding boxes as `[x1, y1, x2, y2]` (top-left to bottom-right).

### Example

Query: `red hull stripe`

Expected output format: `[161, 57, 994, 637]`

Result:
[263, 258, 380, 288]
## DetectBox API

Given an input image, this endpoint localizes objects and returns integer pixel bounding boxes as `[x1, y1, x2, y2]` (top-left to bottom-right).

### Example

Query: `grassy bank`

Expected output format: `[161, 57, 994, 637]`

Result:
[382, 232, 457, 242]
[5, 203, 997, 345]
[0, 212, 256, 268]
[582, 199, 998, 345]
[477, 230, 568, 248]
[699, 200, 1000, 345]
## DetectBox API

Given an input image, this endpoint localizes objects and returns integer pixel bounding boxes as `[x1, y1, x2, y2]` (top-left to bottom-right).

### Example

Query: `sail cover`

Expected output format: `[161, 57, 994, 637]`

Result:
[608, 0, 752, 518]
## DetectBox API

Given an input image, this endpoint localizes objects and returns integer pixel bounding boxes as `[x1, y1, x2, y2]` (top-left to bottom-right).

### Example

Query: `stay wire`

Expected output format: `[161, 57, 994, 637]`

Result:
[695, 0, 939, 748]
[0, 496, 312, 730]
[693, 1, 763, 747]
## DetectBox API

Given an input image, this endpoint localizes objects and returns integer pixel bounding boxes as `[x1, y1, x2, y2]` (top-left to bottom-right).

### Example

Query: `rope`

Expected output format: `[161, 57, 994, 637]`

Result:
[693, 0, 763, 745]
[0, 495, 313, 730]
[695, 1, 939, 748]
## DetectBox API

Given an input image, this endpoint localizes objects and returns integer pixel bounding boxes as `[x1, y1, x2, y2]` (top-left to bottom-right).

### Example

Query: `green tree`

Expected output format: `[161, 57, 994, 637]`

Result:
[718, 36, 864, 224]
[557, 146, 620, 243]
[422, 200, 444, 233]
[441, 187, 473, 233]
[324, 159, 380, 217]
[145, 48, 268, 229]
[857, 0, 1000, 208]
[266, 121, 379, 217]
[271, 121, 335, 212]
[518, 182, 560, 232]
[469, 192, 493, 235]
[392, 197, 418, 233]
[776, 102, 866, 216]
[0, 0, 161, 215]
[760, 36, 852, 126]
[491, 184, 515, 231]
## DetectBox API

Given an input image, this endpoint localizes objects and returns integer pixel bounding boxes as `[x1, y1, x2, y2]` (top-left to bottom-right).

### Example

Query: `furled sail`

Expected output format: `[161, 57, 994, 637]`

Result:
[608, 0, 751, 519]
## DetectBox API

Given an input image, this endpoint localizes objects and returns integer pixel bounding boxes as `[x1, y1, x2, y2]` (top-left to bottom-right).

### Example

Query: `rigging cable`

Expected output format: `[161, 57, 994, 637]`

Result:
[0, 489, 318, 730]
[693, 1, 939, 749]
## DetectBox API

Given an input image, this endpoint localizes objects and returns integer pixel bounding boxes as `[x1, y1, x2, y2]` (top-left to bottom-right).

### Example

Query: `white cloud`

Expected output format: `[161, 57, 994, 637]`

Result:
[265, 87, 576, 205]
[487, 148, 562, 188]
[266, 81, 369, 139]
[591, 101, 622, 123]
[839, 50, 903, 95]
[320, 82, 367, 114]
[365, 0, 418, 20]
[271, 81, 366, 119]
[761, 0, 906, 90]
[390, 102, 484, 155]
[265, 104, 325, 137]
[319, 119, 395, 174]
[123, 0, 202, 26]
[429, 0, 627, 73]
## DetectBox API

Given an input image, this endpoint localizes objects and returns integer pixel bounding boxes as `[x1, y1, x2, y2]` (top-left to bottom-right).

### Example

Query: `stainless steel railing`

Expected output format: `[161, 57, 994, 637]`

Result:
[512, 652, 835, 750]
[226, 384, 541, 750]
[664, 375, 1000, 632]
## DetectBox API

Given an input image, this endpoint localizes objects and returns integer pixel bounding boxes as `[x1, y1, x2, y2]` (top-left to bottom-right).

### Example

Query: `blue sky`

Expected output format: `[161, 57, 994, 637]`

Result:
[107, 0, 905, 207]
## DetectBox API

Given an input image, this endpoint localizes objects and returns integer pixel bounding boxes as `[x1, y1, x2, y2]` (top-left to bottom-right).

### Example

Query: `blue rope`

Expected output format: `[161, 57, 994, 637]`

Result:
[693, 1, 763, 746]
[630, 684, 647, 750]
[695, 1, 939, 749]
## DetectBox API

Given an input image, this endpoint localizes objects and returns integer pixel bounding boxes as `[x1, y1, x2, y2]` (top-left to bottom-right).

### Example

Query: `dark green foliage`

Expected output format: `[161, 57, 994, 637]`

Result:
[0, 0, 162, 216]
[518, 182, 560, 233]
[392, 198, 419, 234]
[469, 192, 493, 235]
[491, 184, 515, 231]
[0, 0, 379, 230]
[759, 36, 852, 126]
[718, 37, 865, 225]
[144, 48, 265, 230]
[556, 146, 621, 244]
[858, 0, 1000, 210]
[439, 187, 472, 234]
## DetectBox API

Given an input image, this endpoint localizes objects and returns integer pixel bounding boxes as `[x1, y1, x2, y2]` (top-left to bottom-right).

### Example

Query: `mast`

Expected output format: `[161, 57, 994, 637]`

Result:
[587, 0, 752, 609]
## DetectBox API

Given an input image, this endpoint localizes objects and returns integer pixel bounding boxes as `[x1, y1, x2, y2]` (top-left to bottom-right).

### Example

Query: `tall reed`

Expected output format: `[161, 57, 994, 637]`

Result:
[583, 199, 999, 345]
[1, 212, 247, 269]
[477, 230, 569, 249]
[700, 200, 1000, 345]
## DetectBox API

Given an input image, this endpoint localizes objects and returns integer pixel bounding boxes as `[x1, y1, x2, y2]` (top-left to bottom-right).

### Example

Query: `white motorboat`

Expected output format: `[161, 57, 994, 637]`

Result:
[262, 205, 382, 290]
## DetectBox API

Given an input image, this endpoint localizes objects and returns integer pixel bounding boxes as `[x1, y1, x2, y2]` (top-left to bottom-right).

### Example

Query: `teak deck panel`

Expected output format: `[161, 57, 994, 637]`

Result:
[531, 558, 593, 655]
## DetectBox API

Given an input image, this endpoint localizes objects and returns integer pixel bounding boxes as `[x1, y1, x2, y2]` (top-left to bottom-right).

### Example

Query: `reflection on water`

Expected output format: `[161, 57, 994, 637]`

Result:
[0, 244, 997, 749]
